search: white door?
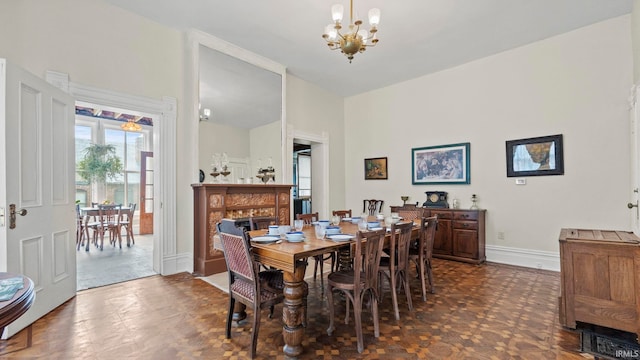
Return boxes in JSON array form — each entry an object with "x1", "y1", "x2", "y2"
[
  {"x1": 632, "y1": 84, "x2": 640, "y2": 235},
  {"x1": 0, "y1": 59, "x2": 76, "y2": 337}
]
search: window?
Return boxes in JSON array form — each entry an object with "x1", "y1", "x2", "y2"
[
  {"x1": 297, "y1": 154, "x2": 311, "y2": 197},
  {"x1": 75, "y1": 115, "x2": 152, "y2": 207}
]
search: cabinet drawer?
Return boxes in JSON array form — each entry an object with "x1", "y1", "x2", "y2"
[
  {"x1": 430, "y1": 210, "x2": 453, "y2": 219},
  {"x1": 454, "y1": 211, "x2": 478, "y2": 221},
  {"x1": 453, "y1": 220, "x2": 478, "y2": 230}
]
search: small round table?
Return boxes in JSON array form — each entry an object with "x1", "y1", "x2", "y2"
[{"x1": 0, "y1": 273, "x2": 35, "y2": 336}]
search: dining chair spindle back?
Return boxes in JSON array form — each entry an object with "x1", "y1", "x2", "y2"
[
  {"x1": 363, "y1": 199, "x2": 384, "y2": 216},
  {"x1": 378, "y1": 221, "x2": 414, "y2": 320},
  {"x1": 297, "y1": 212, "x2": 335, "y2": 288},
  {"x1": 409, "y1": 216, "x2": 438, "y2": 301},
  {"x1": 326, "y1": 228, "x2": 386, "y2": 353}
]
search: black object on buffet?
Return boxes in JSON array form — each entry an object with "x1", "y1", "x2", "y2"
[{"x1": 423, "y1": 191, "x2": 449, "y2": 208}]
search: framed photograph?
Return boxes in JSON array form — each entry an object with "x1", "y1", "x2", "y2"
[
  {"x1": 412, "y1": 143, "x2": 470, "y2": 185},
  {"x1": 364, "y1": 157, "x2": 388, "y2": 180},
  {"x1": 505, "y1": 134, "x2": 564, "y2": 177}
]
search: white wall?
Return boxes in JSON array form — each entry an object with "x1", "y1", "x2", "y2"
[
  {"x1": 286, "y1": 75, "x2": 345, "y2": 217},
  {"x1": 633, "y1": 1, "x2": 640, "y2": 83},
  {"x1": 345, "y1": 16, "x2": 633, "y2": 264}
]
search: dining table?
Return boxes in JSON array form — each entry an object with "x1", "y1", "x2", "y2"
[
  {"x1": 248, "y1": 218, "x2": 420, "y2": 359},
  {"x1": 0, "y1": 273, "x2": 35, "y2": 336},
  {"x1": 80, "y1": 206, "x2": 133, "y2": 250}
]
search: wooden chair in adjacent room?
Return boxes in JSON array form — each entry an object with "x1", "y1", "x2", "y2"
[
  {"x1": 76, "y1": 205, "x2": 87, "y2": 251},
  {"x1": 93, "y1": 204, "x2": 122, "y2": 250},
  {"x1": 378, "y1": 221, "x2": 414, "y2": 320},
  {"x1": 216, "y1": 221, "x2": 285, "y2": 359},
  {"x1": 119, "y1": 203, "x2": 137, "y2": 247},
  {"x1": 248, "y1": 216, "x2": 277, "y2": 231},
  {"x1": 409, "y1": 216, "x2": 438, "y2": 301},
  {"x1": 326, "y1": 228, "x2": 386, "y2": 353},
  {"x1": 297, "y1": 212, "x2": 335, "y2": 288},
  {"x1": 363, "y1": 199, "x2": 384, "y2": 216}
]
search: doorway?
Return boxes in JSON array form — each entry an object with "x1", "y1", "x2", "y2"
[
  {"x1": 293, "y1": 143, "x2": 311, "y2": 218},
  {"x1": 74, "y1": 103, "x2": 157, "y2": 290}
]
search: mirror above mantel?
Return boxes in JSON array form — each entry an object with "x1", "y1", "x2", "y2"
[{"x1": 191, "y1": 30, "x2": 286, "y2": 185}]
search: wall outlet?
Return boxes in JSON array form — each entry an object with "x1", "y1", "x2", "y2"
[
  {"x1": 515, "y1": 178, "x2": 526, "y2": 185},
  {"x1": 497, "y1": 232, "x2": 505, "y2": 240}
]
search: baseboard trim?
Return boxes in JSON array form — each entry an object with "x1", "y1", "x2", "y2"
[
  {"x1": 161, "y1": 252, "x2": 193, "y2": 275},
  {"x1": 486, "y1": 245, "x2": 560, "y2": 272}
]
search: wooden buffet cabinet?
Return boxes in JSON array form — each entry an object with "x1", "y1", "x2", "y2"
[
  {"x1": 191, "y1": 183, "x2": 293, "y2": 276},
  {"x1": 559, "y1": 228, "x2": 640, "y2": 340},
  {"x1": 423, "y1": 208, "x2": 486, "y2": 264}
]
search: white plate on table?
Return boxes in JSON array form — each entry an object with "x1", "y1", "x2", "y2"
[
  {"x1": 285, "y1": 237, "x2": 305, "y2": 243},
  {"x1": 251, "y1": 236, "x2": 281, "y2": 244},
  {"x1": 328, "y1": 234, "x2": 355, "y2": 242},
  {"x1": 341, "y1": 217, "x2": 352, "y2": 221}
]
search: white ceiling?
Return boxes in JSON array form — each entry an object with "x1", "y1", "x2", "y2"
[{"x1": 102, "y1": 0, "x2": 633, "y2": 127}]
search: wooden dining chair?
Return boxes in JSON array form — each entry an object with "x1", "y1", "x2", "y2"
[
  {"x1": 93, "y1": 204, "x2": 122, "y2": 250},
  {"x1": 378, "y1": 221, "x2": 414, "y2": 320},
  {"x1": 332, "y1": 209, "x2": 352, "y2": 219},
  {"x1": 76, "y1": 205, "x2": 87, "y2": 251},
  {"x1": 409, "y1": 216, "x2": 438, "y2": 301},
  {"x1": 119, "y1": 203, "x2": 137, "y2": 247},
  {"x1": 249, "y1": 216, "x2": 277, "y2": 231},
  {"x1": 395, "y1": 208, "x2": 424, "y2": 222},
  {"x1": 296, "y1": 212, "x2": 318, "y2": 225},
  {"x1": 297, "y1": 213, "x2": 336, "y2": 288},
  {"x1": 326, "y1": 228, "x2": 386, "y2": 353},
  {"x1": 216, "y1": 221, "x2": 285, "y2": 359},
  {"x1": 363, "y1": 199, "x2": 384, "y2": 216}
]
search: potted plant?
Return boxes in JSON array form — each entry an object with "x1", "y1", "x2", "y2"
[{"x1": 77, "y1": 144, "x2": 123, "y2": 203}]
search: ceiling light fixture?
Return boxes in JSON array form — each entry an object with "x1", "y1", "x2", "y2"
[
  {"x1": 322, "y1": 0, "x2": 380, "y2": 63},
  {"x1": 200, "y1": 108, "x2": 211, "y2": 121},
  {"x1": 121, "y1": 120, "x2": 141, "y2": 132}
]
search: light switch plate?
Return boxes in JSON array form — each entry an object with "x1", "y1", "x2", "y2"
[{"x1": 515, "y1": 178, "x2": 526, "y2": 185}]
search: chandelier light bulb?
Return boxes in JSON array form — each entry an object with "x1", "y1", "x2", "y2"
[
  {"x1": 325, "y1": 24, "x2": 337, "y2": 41},
  {"x1": 331, "y1": 4, "x2": 344, "y2": 23},
  {"x1": 358, "y1": 29, "x2": 368, "y2": 45},
  {"x1": 368, "y1": 8, "x2": 380, "y2": 26}
]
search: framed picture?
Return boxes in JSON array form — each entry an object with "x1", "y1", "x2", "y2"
[
  {"x1": 505, "y1": 134, "x2": 564, "y2": 177},
  {"x1": 411, "y1": 143, "x2": 470, "y2": 185},
  {"x1": 364, "y1": 157, "x2": 388, "y2": 180}
]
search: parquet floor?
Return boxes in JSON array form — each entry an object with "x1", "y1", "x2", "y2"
[{"x1": 0, "y1": 259, "x2": 588, "y2": 359}]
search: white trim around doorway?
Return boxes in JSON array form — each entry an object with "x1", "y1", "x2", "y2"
[{"x1": 45, "y1": 70, "x2": 178, "y2": 276}]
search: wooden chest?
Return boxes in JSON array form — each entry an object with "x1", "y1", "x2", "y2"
[{"x1": 559, "y1": 228, "x2": 640, "y2": 339}]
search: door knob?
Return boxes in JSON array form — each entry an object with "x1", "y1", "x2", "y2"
[
  {"x1": 629, "y1": 202, "x2": 638, "y2": 209},
  {"x1": 9, "y1": 204, "x2": 27, "y2": 229}
]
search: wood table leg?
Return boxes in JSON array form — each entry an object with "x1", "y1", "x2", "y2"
[
  {"x1": 282, "y1": 260, "x2": 307, "y2": 358},
  {"x1": 232, "y1": 303, "x2": 247, "y2": 323}
]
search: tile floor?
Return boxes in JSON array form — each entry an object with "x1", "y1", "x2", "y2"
[{"x1": 76, "y1": 233, "x2": 157, "y2": 290}]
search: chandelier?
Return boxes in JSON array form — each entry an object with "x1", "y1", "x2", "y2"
[
  {"x1": 322, "y1": 0, "x2": 380, "y2": 63},
  {"x1": 121, "y1": 120, "x2": 141, "y2": 132}
]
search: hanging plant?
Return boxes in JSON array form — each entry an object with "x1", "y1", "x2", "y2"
[{"x1": 77, "y1": 144, "x2": 123, "y2": 184}]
